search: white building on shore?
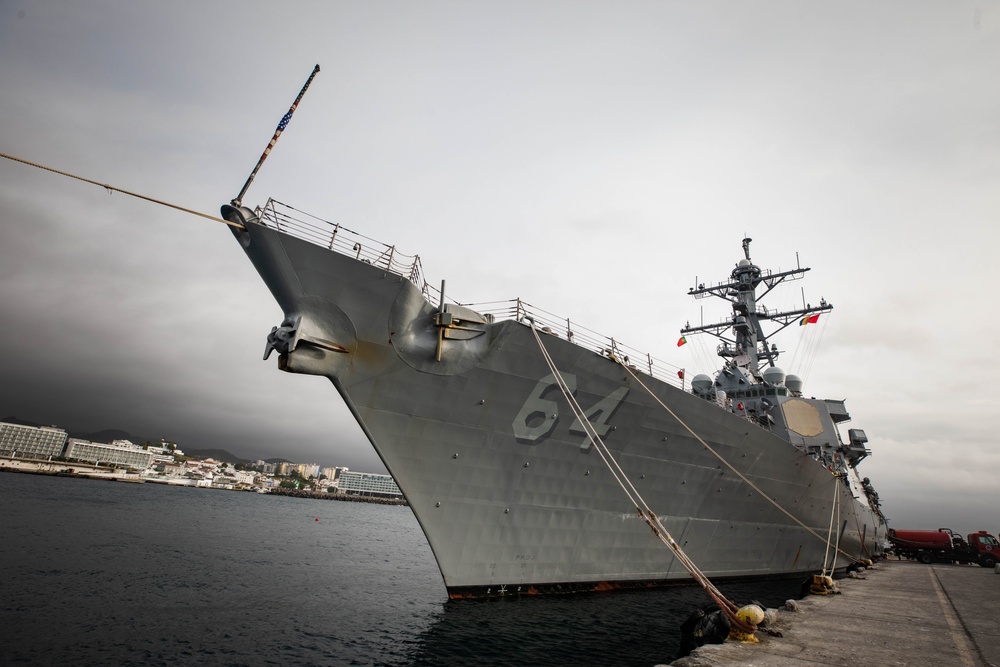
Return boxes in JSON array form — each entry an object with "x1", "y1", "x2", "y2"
[
  {"x1": 337, "y1": 470, "x2": 403, "y2": 499},
  {"x1": 0, "y1": 421, "x2": 68, "y2": 459},
  {"x1": 64, "y1": 438, "x2": 154, "y2": 470}
]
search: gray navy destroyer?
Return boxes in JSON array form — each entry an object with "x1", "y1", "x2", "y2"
[{"x1": 221, "y1": 197, "x2": 886, "y2": 598}]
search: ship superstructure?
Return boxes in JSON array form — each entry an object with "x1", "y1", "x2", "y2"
[
  {"x1": 681, "y1": 238, "x2": 874, "y2": 476},
  {"x1": 222, "y1": 199, "x2": 886, "y2": 598}
]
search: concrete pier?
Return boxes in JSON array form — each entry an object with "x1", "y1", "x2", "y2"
[{"x1": 669, "y1": 559, "x2": 1000, "y2": 666}]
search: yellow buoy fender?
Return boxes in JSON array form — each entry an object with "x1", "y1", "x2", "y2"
[{"x1": 735, "y1": 604, "x2": 765, "y2": 626}]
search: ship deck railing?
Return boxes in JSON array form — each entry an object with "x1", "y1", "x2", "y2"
[{"x1": 256, "y1": 198, "x2": 686, "y2": 390}]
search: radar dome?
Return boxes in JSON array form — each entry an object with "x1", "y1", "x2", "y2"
[
  {"x1": 738, "y1": 259, "x2": 751, "y2": 267},
  {"x1": 762, "y1": 366, "x2": 785, "y2": 386},
  {"x1": 691, "y1": 374, "x2": 713, "y2": 393},
  {"x1": 785, "y1": 374, "x2": 803, "y2": 393}
]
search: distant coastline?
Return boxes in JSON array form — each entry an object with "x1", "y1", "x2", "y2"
[
  {"x1": 0, "y1": 457, "x2": 407, "y2": 506},
  {"x1": 1, "y1": 419, "x2": 405, "y2": 501}
]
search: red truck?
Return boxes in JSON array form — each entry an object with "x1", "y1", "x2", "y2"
[{"x1": 888, "y1": 528, "x2": 1000, "y2": 567}]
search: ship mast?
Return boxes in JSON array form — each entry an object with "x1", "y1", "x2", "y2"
[{"x1": 681, "y1": 238, "x2": 832, "y2": 379}]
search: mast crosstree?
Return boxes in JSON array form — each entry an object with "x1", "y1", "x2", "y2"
[{"x1": 681, "y1": 237, "x2": 831, "y2": 378}]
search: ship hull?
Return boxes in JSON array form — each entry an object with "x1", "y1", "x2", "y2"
[{"x1": 224, "y1": 205, "x2": 885, "y2": 598}]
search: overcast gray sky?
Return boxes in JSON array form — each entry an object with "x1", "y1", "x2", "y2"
[{"x1": 2, "y1": 1, "x2": 998, "y2": 533}]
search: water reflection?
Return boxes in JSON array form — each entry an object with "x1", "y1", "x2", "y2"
[{"x1": 400, "y1": 579, "x2": 805, "y2": 667}]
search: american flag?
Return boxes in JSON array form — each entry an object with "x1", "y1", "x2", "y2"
[{"x1": 277, "y1": 110, "x2": 294, "y2": 131}]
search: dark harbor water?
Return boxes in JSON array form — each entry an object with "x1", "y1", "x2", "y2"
[{"x1": 0, "y1": 473, "x2": 803, "y2": 666}]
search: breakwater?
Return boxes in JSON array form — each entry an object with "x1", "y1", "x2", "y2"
[
  {"x1": 265, "y1": 487, "x2": 408, "y2": 505},
  {"x1": 1, "y1": 457, "x2": 143, "y2": 481}
]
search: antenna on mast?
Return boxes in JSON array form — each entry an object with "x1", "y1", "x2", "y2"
[{"x1": 232, "y1": 64, "x2": 321, "y2": 207}]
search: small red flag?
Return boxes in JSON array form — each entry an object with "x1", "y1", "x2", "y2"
[{"x1": 799, "y1": 314, "x2": 820, "y2": 326}]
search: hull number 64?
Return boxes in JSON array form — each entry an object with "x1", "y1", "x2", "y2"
[{"x1": 512, "y1": 373, "x2": 628, "y2": 451}]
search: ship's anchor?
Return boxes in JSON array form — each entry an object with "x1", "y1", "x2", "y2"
[{"x1": 263, "y1": 315, "x2": 349, "y2": 360}]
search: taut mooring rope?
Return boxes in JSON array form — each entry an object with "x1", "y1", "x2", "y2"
[
  {"x1": 0, "y1": 150, "x2": 244, "y2": 230},
  {"x1": 613, "y1": 357, "x2": 866, "y2": 566},
  {"x1": 526, "y1": 319, "x2": 756, "y2": 634}
]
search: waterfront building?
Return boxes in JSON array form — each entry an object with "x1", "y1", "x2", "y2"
[
  {"x1": 0, "y1": 422, "x2": 68, "y2": 459},
  {"x1": 234, "y1": 470, "x2": 256, "y2": 486},
  {"x1": 143, "y1": 443, "x2": 178, "y2": 466},
  {"x1": 159, "y1": 440, "x2": 182, "y2": 456},
  {"x1": 64, "y1": 438, "x2": 154, "y2": 470},
  {"x1": 337, "y1": 470, "x2": 403, "y2": 499},
  {"x1": 183, "y1": 458, "x2": 220, "y2": 479},
  {"x1": 154, "y1": 462, "x2": 186, "y2": 477},
  {"x1": 213, "y1": 475, "x2": 238, "y2": 488},
  {"x1": 295, "y1": 463, "x2": 321, "y2": 479}
]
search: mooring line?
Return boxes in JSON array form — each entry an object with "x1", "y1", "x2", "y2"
[
  {"x1": 526, "y1": 319, "x2": 757, "y2": 634},
  {"x1": 614, "y1": 358, "x2": 867, "y2": 566},
  {"x1": 0, "y1": 150, "x2": 244, "y2": 230},
  {"x1": 822, "y1": 476, "x2": 839, "y2": 575}
]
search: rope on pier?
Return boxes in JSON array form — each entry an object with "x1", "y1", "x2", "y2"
[{"x1": 0, "y1": 150, "x2": 244, "y2": 230}]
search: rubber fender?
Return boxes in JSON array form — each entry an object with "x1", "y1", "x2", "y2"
[{"x1": 736, "y1": 604, "x2": 765, "y2": 626}]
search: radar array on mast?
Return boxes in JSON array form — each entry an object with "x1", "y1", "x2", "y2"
[{"x1": 680, "y1": 238, "x2": 831, "y2": 377}]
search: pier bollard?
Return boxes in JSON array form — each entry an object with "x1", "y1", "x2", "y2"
[{"x1": 994, "y1": 563, "x2": 1000, "y2": 575}]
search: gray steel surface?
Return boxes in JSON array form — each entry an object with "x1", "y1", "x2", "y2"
[{"x1": 222, "y1": 203, "x2": 885, "y2": 598}]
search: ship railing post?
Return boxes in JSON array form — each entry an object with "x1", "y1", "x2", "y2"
[
  {"x1": 410, "y1": 256, "x2": 423, "y2": 291},
  {"x1": 647, "y1": 353, "x2": 654, "y2": 377},
  {"x1": 272, "y1": 200, "x2": 280, "y2": 231},
  {"x1": 386, "y1": 245, "x2": 395, "y2": 272},
  {"x1": 260, "y1": 197, "x2": 275, "y2": 225},
  {"x1": 417, "y1": 258, "x2": 428, "y2": 295},
  {"x1": 328, "y1": 223, "x2": 340, "y2": 251},
  {"x1": 566, "y1": 318, "x2": 574, "y2": 343}
]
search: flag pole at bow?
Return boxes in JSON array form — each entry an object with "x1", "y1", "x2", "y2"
[{"x1": 232, "y1": 64, "x2": 321, "y2": 207}]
